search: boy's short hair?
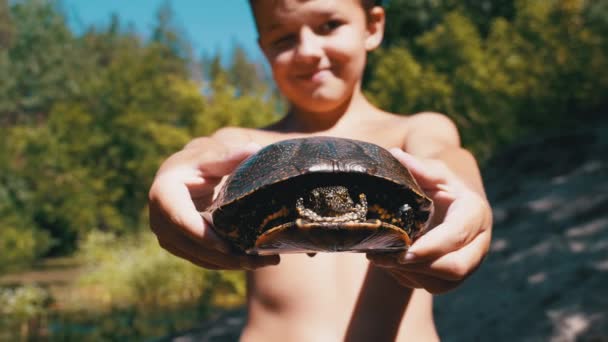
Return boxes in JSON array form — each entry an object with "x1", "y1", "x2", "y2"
[
  {"x1": 362, "y1": 0, "x2": 383, "y2": 10},
  {"x1": 249, "y1": 0, "x2": 383, "y2": 28},
  {"x1": 248, "y1": 0, "x2": 383, "y2": 11}
]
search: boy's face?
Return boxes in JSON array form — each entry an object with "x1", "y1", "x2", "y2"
[{"x1": 252, "y1": 0, "x2": 384, "y2": 113}]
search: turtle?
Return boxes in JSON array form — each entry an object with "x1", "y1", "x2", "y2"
[{"x1": 208, "y1": 136, "x2": 433, "y2": 255}]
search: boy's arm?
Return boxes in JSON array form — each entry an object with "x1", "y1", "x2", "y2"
[
  {"x1": 368, "y1": 112, "x2": 493, "y2": 294},
  {"x1": 404, "y1": 112, "x2": 486, "y2": 196}
]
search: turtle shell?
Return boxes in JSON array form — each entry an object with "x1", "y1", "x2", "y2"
[{"x1": 209, "y1": 136, "x2": 433, "y2": 255}]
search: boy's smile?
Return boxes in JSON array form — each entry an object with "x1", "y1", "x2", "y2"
[
  {"x1": 252, "y1": 0, "x2": 384, "y2": 114},
  {"x1": 295, "y1": 68, "x2": 332, "y2": 83}
]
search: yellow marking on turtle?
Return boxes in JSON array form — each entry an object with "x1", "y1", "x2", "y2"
[
  {"x1": 369, "y1": 204, "x2": 403, "y2": 226},
  {"x1": 227, "y1": 229, "x2": 240, "y2": 239},
  {"x1": 260, "y1": 206, "x2": 289, "y2": 230}
]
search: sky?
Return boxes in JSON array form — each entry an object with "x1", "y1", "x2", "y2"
[{"x1": 61, "y1": 0, "x2": 264, "y2": 61}]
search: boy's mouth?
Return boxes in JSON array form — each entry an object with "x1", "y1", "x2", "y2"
[{"x1": 296, "y1": 68, "x2": 332, "y2": 83}]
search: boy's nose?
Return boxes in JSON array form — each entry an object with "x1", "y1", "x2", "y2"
[{"x1": 294, "y1": 27, "x2": 323, "y2": 62}]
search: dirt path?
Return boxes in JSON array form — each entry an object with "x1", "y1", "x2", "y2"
[{"x1": 434, "y1": 127, "x2": 608, "y2": 341}]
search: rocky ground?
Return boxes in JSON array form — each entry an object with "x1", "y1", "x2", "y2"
[{"x1": 165, "y1": 125, "x2": 608, "y2": 342}]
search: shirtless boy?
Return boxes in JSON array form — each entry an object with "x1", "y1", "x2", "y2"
[{"x1": 148, "y1": 0, "x2": 493, "y2": 340}]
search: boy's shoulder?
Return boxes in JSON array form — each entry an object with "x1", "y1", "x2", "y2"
[
  {"x1": 397, "y1": 111, "x2": 462, "y2": 157},
  {"x1": 406, "y1": 112, "x2": 459, "y2": 134},
  {"x1": 212, "y1": 126, "x2": 254, "y2": 141},
  {"x1": 381, "y1": 111, "x2": 457, "y2": 136},
  {"x1": 211, "y1": 126, "x2": 284, "y2": 148},
  {"x1": 211, "y1": 126, "x2": 262, "y2": 145}
]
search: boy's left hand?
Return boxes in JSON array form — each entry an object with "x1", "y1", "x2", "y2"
[{"x1": 366, "y1": 148, "x2": 493, "y2": 294}]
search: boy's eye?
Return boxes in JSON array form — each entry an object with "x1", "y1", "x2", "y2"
[
  {"x1": 318, "y1": 20, "x2": 342, "y2": 34},
  {"x1": 272, "y1": 34, "x2": 297, "y2": 50}
]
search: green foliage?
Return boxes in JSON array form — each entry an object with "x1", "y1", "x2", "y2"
[
  {"x1": 196, "y1": 71, "x2": 279, "y2": 136},
  {"x1": 0, "y1": 0, "x2": 278, "y2": 262},
  {"x1": 0, "y1": 226, "x2": 52, "y2": 273},
  {"x1": 0, "y1": 285, "x2": 52, "y2": 341},
  {"x1": 227, "y1": 45, "x2": 266, "y2": 95},
  {"x1": 0, "y1": 285, "x2": 51, "y2": 320},
  {"x1": 366, "y1": 46, "x2": 453, "y2": 115},
  {"x1": 0, "y1": 0, "x2": 14, "y2": 49},
  {"x1": 0, "y1": 128, "x2": 55, "y2": 265},
  {"x1": 368, "y1": 0, "x2": 608, "y2": 159},
  {"x1": 0, "y1": 0, "x2": 81, "y2": 125},
  {"x1": 76, "y1": 231, "x2": 246, "y2": 309},
  {"x1": 383, "y1": 0, "x2": 515, "y2": 46},
  {"x1": 151, "y1": 0, "x2": 192, "y2": 63}
]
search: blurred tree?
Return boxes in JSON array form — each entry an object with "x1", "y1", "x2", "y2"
[
  {"x1": 0, "y1": 0, "x2": 80, "y2": 126},
  {"x1": 365, "y1": 46, "x2": 454, "y2": 116},
  {"x1": 368, "y1": 0, "x2": 608, "y2": 159},
  {"x1": 196, "y1": 49, "x2": 278, "y2": 136},
  {"x1": 150, "y1": 0, "x2": 193, "y2": 74},
  {"x1": 202, "y1": 51, "x2": 227, "y2": 85},
  {"x1": 227, "y1": 45, "x2": 266, "y2": 96},
  {"x1": 1, "y1": 0, "x2": 281, "y2": 259},
  {"x1": 0, "y1": 0, "x2": 14, "y2": 49},
  {"x1": 383, "y1": 0, "x2": 516, "y2": 47},
  {"x1": 0, "y1": 128, "x2": 54, "y2": 271}
]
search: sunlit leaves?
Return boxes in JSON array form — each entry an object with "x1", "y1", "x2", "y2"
[
  {"x1": 0, "y1": 0, "x2": 279, "y2": 265},
  {"x1": 367, "y1": 0, "x2": 608, "y2": 159},
  {"x1": 0, "y1": 0, "x2": 80, "y2": 124}
]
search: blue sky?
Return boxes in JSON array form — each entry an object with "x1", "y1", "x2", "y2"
[{"x1": 61, "y1": 0, "x2": 264, "y2": 61}]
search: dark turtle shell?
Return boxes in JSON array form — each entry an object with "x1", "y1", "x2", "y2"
[{"x1": 209, "y1": 137, "x2": 433, "y2": 255}]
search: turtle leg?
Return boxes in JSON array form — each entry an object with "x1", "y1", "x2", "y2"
[
  {"x1": 354, "y1": 193, "x2": 368, "y2": 221},
  {"x1": 296, "y1": 197, "x2": 323, "y2": 221},
  {"x1": 397, "y1": 203, "x2": 413, "y2": 235}
]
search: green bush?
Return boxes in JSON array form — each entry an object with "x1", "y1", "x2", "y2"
[
  {"x1": 0, "y1": 226, "x2": 53, "y2": 274},
  {"x1": 367, "y1": 0, "x2": 608, "y2": 160},
  {"x1": 76, "y1": 230, "x2": 246, "y2": 310},
  {"x1": 0, "y1": 285, "x2": 52, "y2": 340}
]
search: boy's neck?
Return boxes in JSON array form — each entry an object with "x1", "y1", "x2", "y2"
[{"x1": 283, "y1": 89, "x2": 377, "y2": 133}]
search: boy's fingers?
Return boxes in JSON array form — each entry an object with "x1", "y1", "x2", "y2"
[
  {"x1": 389, "y1": 148, "x2": 451, "y2": 190},
  {"x1": 150, "y1": 180, "x2": 214, "y2": 242},
  {"x1": 386, "y1": 271, "x2": 423, "y2": 289},
  {"x1": 396, "y1": 231, "x2": 491, "y2": 282},
  {"x1": 404, "y1": 194, "x2": 488, "y2": 261},
  {"x1": 158, "y1": 238, "x2": 229, "y2": 270},
  {"x1": 156, "y1": 225, "x2": 280, "y2": 270},
  {"x1": 199, "y1": 143, "x2": 262, "y2": 177},
  {"x1": 390, "y1": 268, "x2": 461, "y2": 294},
  {"x1": 370, "y1": 257, "x2": 459, "y2": 293},
  {"x1": 366, "y1": 252, "x2": 399, "y2": 266}
]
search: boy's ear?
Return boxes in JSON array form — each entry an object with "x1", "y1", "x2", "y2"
[{"x1": 365, "y1": 7, "x2": 385, "y2": 51}]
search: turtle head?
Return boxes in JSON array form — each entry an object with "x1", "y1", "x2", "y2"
[
  {"x1": 295, "y1": 185, "x2": 367, "y2": 222},
  {"x1": 308, "y1": 186, "x2": 355, "y2": 215}
]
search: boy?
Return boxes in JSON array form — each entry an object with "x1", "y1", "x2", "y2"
[{"x1": 148, "y1": 0, "x2": 493, "y2": 340}]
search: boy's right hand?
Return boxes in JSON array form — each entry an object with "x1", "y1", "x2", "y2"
[{"x1": 148, "y1": 138, "x2": 280, "y2": 270}]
